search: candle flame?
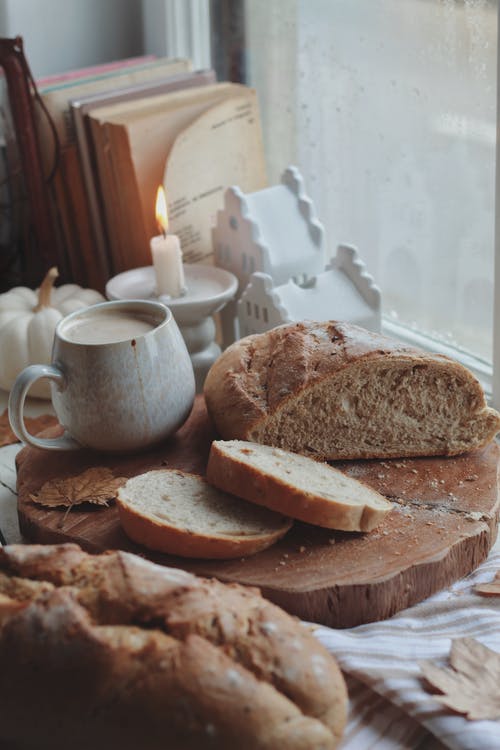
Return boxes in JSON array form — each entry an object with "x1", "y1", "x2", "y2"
[{"x1": 155, "y1": 185, "x2": 168, "y2": 235}]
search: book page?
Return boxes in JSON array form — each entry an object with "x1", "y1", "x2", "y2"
[
  {"x1": 164, "y1": 93, "x2": 268, "y2": 263},
  {"x1": 89, "y1": 82, "x2": 239, "y2": 126},
  {"x1": 72, "y1": 70, "x2": 216, "y2": 278},
  {"x1": 36, "y1": 55, "x2": 156, "y2": 88},
  {"x1": 122, "y1": 84, "x2": 253, "y2": 241},
  {"x1": 95, "y1": 85, "x2": 243, "y2": 271}
]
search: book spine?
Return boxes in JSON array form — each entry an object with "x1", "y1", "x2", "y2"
[
  {"x1": 106, "y1": 122, "x2": 151, "y2": 271},
  {"x1": 62, "y1": 144, "x2": 109, "y2": 290},
  {"x1": 90, "y1": 119, "x2": 124, "y2": 276}
]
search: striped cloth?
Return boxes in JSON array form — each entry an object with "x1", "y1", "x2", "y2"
[
  {"x1": 315, "y1": 552, "x2": 500, "y2": 750},
  {"x1": 340, "y1": 674, "x2": 445, "y2": 749}
]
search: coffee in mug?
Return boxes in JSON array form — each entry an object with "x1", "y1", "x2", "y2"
[
  {"x1": 8, "y1": 300, "x2": 195, "y2": 452},
  {"x1": 62, "y1": 309, "x2": 156, "y2": 345}
]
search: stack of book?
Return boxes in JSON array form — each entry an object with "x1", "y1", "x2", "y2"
[{"x1": 35, "y1": 55, "x2": 268, "y2": 292}]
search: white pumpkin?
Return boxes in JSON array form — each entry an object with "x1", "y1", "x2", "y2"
[{"x1": 0, "y1": 267, "x2": 104, "y2": 399}]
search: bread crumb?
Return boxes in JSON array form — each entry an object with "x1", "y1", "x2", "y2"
[
  {"x1": 465, "y1": 474, "x2": 479, "y2": 482},
  {"x1": 299, "y1": 546, "x2": 306, "y2": 553},
  {"x1": 328, "y1": 538, "x2": 336, "y2": 545},
  {"x1": 411, "y1": 469, "x2": 418, "y2": 474},
  {"x1": 377, "y1": 473, "x2": 385, "y2": 479}
]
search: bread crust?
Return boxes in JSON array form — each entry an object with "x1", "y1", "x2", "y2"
[
  {"x1": 204, "y1": 321, "x2": 500, "y2": 459},
  {"x1": 116, "y1": 495, "x2": 292, "y2": 558},
  {"x1": 0, "y1": 544, "x2": 347, "y2": 749}
]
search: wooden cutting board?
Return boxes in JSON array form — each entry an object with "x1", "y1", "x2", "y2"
[{"x1": 16, "y1": 396, "x2": 500, "y2": 628}]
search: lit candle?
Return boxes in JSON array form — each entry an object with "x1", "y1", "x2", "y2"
[{"x1": 150, "y1": 185, "x2": 185, "y2": 298}]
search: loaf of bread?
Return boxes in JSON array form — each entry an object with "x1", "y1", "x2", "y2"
[
  {"x1": 0, "y1": 543, "x2": 347, "y2": 749},
  {"x1": 204, "y1": 321, "x2": 500, "y2": 460},
  {"x1": 207, "y1": 440, "x2": 392, "y2": 531},
  {"x1": 116, "y1": 469, "x2": 293, "y2": 558}
]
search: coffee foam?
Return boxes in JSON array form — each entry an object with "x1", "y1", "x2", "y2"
[{"x1": 62, "y1": 309, "x2": 157, "y2": 345}]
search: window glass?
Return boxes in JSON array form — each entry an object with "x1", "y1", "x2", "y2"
[{"x1": 245, "y1": 0, "x2": 497, "y2": 361}]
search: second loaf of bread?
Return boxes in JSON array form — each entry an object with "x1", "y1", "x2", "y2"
[{"x1": 0, "y1": 543, "x2": 347, "y2": 749}]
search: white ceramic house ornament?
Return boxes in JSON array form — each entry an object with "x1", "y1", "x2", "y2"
[
  {"x1": 238, "y1": 244, "x2": 382, "y2": 338},
  {"x1": 213, "y1": 166, "x2": 326, "y2": 347}
]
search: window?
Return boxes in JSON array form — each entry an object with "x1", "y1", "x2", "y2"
[{"x1": 170, "y1": 0, "x2": 498, "y2": 398}]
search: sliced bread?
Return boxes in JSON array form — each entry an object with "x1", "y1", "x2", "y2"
[
  {"x1": 206, "y1": 440, "x2": 392, "y2": 532},
  {"x1": 116, "y1": 469, "x2": 293, "y2": 559}
]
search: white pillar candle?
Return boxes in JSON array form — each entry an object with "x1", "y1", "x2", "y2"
[
  {"x1": 151, "y1": 232, "x2": 185, "y2": 298},
  {"x1": 151, "y1": 185, "x2": 185, "y2": 298}
]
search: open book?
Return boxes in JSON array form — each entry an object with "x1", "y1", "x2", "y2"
[
  {"x1": 70, "y1": 68, "x2": 216, "y2": 285},
  {"x1": 87, "y1": 82, "x2": 267, "y2": 275}
]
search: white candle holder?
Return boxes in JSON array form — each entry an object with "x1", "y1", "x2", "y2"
[{"x1": 106, "y1": 264, "x2": 238, "y2": 393}]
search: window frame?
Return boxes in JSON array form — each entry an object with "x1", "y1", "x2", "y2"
[
  {"x1": 143, "y1": 0, "x2": 211, "y2": 70},
  {"x1": 493, "y1": 1, "x2": 500, "y2": 409}
]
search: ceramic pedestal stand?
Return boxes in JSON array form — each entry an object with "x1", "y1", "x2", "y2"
[{"x1": 106, "y1": 264, "x2": 238, "y2": 392}]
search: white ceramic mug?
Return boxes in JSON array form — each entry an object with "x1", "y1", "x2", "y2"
[{"x1": 8, "y1": 299, "x2": 195, "y2": 452}]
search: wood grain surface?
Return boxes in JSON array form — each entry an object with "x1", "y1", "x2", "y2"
[{"x1": 16, "y1": 396, "x2": 500, "y2": 627}]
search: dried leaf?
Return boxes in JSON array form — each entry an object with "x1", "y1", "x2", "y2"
[
  {"x1": 0, "y1": 409, "x2": 58, "y2": 447},
  {"x1": 420, "y1": 637, "x2": 500, "y2": 720},
  {"x1": 473, "y1": 570, "x2": 500, "y2": 597},
  {"x1": 31, "y1": 467, "x2": 126, "y2": 509}
]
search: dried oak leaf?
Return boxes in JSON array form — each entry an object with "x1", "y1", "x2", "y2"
[
  {"x1": 473, "y1": 570, "x2": 500, "y2": 597},
  {"x1": 31, "y1": 467, "x2": 126, "y2": 509},
  {"x1": 0, "y1": 409, "x2": 58, "y2": 447},
  {"x1": 420, "y1": 637, "x2": 500, "y2": 720}
]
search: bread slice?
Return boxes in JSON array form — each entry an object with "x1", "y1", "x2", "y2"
[
  {"x1": 204, "y1": 321, "x2": 500, "y2": 460},
  {"x1": 116, "y1": 469, "x2": 293, "y2": 559},
  {"x1": 206, "y1": 440, "x2": 392, "y2": 532}
]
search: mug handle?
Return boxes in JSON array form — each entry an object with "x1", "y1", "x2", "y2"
[{"x1": 8, "y1": 364, "x2": 80, "y2": 451}]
